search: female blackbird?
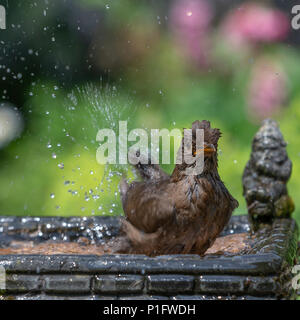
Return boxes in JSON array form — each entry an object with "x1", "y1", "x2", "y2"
[{"x1": 119, "y1": 120, "x2": 238, "y2": 256}]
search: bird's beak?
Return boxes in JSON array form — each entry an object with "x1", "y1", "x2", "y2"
[
  {"x1": 194, "y1": 143, "x2": 216, "y2": 155},
  {"x1": 204, "y1": 143, "x2": 216, "y2": 153}
]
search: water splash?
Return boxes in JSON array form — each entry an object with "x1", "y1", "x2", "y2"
[{"x1": 47, "y1": 83, "x2": 137, "y2": 216}]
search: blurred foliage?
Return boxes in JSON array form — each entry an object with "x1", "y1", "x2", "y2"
[{"x1": 0, "y1": 0, "x2": 300, "y2": 231}]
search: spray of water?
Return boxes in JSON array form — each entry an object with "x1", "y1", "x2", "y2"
[
  {"x1": 63, "y1": 84, "x2": 137, "y2": 214},
  {"x1": 40, "y1": 83, "x2": 138, "y2": 216}
]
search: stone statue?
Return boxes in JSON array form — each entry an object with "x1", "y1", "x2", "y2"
[{"x1": 242, "y1": 119, "x2": 294, "y2": 230}]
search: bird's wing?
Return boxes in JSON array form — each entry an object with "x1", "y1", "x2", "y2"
[
  {"x1": 135, "y1": 163, "x2": 170, "y2": 181},
  {"x1": 122, "y1": 180, "x2": 176, "y2": 234},
  {"x1": 128, "y1": 149, "x2": 170, "y2": 181}
]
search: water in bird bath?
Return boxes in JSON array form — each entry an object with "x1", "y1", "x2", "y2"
[
  {"x1": 0, "y1": 234, "x2": 250, "y2": 256},
  {"x1": 0, "y1": 215, "x2": 250, "y2": 256}
]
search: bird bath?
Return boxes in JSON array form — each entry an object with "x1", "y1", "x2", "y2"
[{"x1": 0, "y1": 214, "x2": 298, "y2": 300}]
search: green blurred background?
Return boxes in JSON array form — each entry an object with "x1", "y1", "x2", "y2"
[{"x1": 0, "y1": 0, "x2": 300, "y2": 226}]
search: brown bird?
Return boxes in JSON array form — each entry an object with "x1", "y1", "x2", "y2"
[{"x1": 119, "y1": 120, "x2": 238, "y2": 256}]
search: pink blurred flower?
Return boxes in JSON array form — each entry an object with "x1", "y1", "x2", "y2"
[
  {"x1": 169, "y1": 0, "x2": 213, "y2": 68},
  {"x1": 170, "y1": 0, "x2": 213, "y2": 33},
  {"x1": 247, "y1": 58, "x2": 288, "y2": 122},
  {"x1": 222, "y1": 3, "x2": 289, "y2": 46}
]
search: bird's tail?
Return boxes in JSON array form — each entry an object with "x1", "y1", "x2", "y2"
[{"x1": 129, "y1": 149, "x2": 169, "y2": 181}]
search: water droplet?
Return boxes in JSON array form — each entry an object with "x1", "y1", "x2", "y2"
[
  {"x1": 58, "y1": 163, "x2": 64, "y2": 169},
  {"x1": 50, "y1": 193, "x2": 55, "y2": 199}
]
